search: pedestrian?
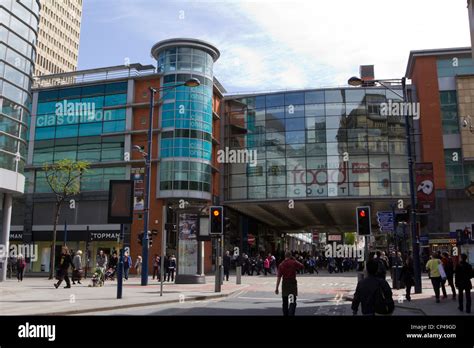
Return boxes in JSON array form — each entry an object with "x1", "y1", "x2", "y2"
[
  {"x1": 54, "y1": 246, "x2": 73, "y2": 289},
  {"x1": 264, "y1": 254, "x2": 271, "y2": 276},
  {"x1": 16, "y1": 254, "x2": 26, "y2": 282},
  {"x1": 426, "y1": 253, "x2": 444, "y2": 303},
  {"x1": 275, "y1": 251, "x2": 304, "y2": 316},
  {"x1": 123, "y1": 251, "x2": 132, "y2": 280},
  {"x1": 96, "y1": 249, "x2": 108, "y2": 282},
  {"x1": 152, "y1": 255, "x2": 160, "y2": 280},
  {"x1": 223, "y1": 251, "x2": 231, "y2": 281},
  {"x1": 352, "y1": 259, "x2": 394, "y2": 315},
  {"x1": 399, "y1": 254, "x2": 415, "y2": 301},
  {"x1": 106, "y1": 251, "x2": 118, "y2": 280},
  {"x1": 72, "y1": 250, "x2": 83, "y2": 285},
  {"x1": 455, "y1": 253, "x2": 473, "y2": 313},
  {"x1": 375, "y1": 251, "x2": 388, "y2": 279},
  {"x1": 255, "y1": 255, "x2": 263, "y2": 275},
  {"x1": 271, "y1": 254, "x2": 277, "y2": 274},
  {"x1": 135, "y1": 255, "x2": 142, "y2": 277},
  {"x1": 167, "y1": 254, "x2": 176, "y2": 282},
  {"x1": 441, "y1": 252, "x2": 456, "y2": 300}
]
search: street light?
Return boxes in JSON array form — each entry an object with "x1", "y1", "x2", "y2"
[
  {"x1": 135, "y1": 78, "x2": 200, "y2": 286},
  {"x1": 347, "y1": 76, "x2": 422, "y2": 294}
]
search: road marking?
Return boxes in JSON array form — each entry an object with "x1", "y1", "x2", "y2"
[{"x1": 238, "y1": 296, "x2": 312, "y2": 301}]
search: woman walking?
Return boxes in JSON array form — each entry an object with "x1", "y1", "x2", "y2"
[
  {"x1": 72, "y1": 250, "x2": 83, "y2": 285},
  {"x1": 16, "y1": 254, "x2": 26, "y2": 282},
  {"x1": 135, "y1": 255, "x2": 142, "y2": 277}
]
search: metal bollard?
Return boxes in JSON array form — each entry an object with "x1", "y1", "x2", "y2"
[{"x1": 236, "y1": 266, "x2": 241, "y2": 285}]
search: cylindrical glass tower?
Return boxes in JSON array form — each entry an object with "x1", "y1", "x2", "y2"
[
  {"x1": 0, "y1": 0, "x2": 40, "y2": 281},
  {"x1": 151, "y1": 38, "x2": 219, "y2": 200}
]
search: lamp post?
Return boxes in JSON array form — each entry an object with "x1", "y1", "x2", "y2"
[
  {"x1": 348, "y1": 76, "x2": 422, "y2": 293},
  {"x1": 133, "y1": 78, "x2": 200, "y2": 286}
]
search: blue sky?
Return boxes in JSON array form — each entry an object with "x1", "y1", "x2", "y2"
[{"x1": 78, "y1": 0, "x2": 470, "y2": 93}]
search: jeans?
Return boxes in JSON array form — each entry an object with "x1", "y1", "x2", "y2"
[
  {"x1": 430, "y1": 277, "x2": 442, "y2": 300},
  {"x1": 124, "y1": 267, "x2": 129, "y2": 280},
  {"x1": 458, "y1": 288, "x2": 471, "y2": 312},
  {"x1": 282, "y1": 295, "x2": 297, "y2": 316}
]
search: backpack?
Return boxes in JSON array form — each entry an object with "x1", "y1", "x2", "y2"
[{"x1": 374, "y1": 279, "x2": 394, "y2": 315}]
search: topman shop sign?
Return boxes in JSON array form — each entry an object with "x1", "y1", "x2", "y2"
[{"x1": 89, "y1": 232, "x2": 120, "y2": 241}]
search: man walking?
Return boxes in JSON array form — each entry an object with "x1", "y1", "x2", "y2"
[
  {"x1": 352, "y1": 259, "x2": 394, "y2": 315},
  {"x1": 223, "y1": 251, "x2": 231, "y2": 281},
  {"x1": 275, "y1": 251, "x2": 304, "y2": 316},
  {"x1": 455, "y1": 253, "x2": 473, "y2": 313}
]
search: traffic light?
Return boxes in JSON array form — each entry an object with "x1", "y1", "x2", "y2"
[
  {"x1": 224, "y1": 217, "x2": 231, "y2": 234},
  {"x1": 210, "y1": 206, "x2": 223, "y2": 235},
  {"x1": 356, "y1": 206, "x2": 371, "y2": 236},
  {"x1": 137, "y1": 231, "x2": 144, "y2": 245},
  {"x1": 148, "y1": 231, "x2": 153, "y2": 247}
]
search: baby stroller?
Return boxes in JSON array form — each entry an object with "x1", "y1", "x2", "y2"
[
  {"x1": 104, "y1": 267, "x2": 116, "y2": 281},
  {"x1": 88, "y1": 267, "x2": 105, "y2": 287}
]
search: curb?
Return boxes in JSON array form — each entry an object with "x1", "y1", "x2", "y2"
[{"x1": 33, "y1": 289, "x2": 244, "y2": 316}]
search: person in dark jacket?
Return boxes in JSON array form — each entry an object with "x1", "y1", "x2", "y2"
[
  {"x1": 455, "y1": 253, "x2": 473, "y2": 313},
  {"x1": 54, "y1": 246, "x2": 73, "y2": 289},
  {"x1": 123, "y1": 251, "x2": 132, "y2": 280},
  {"x1": 441, "y1": 252, "x2": 456, "y2": 300},
  {"x1": 375, "y1": 251, "x2": 389, "y2": 279},
  {"x1": 399, "y1": 254, "x2": 415, "y2": 301},
  {"x1": 352, "y1": 259, "x2": 394, "y2": 315},
  {"x1": 223, "y1": 251, "x2": 231, "y2": 281}
]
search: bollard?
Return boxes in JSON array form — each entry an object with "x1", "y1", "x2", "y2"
[{"x1": 236, "y1": 266, "x2": 241, "y2": 285}]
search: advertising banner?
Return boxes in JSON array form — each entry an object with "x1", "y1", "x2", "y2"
[
  {"x1": 178, "y1": 213, "x2": 198, "y2": 275},
  {"x1": 415, "y1": 163, "x2": 435, "y2": 210}
]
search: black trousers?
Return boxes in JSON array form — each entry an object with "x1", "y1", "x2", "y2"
[
  {"x1": 430, "y1": 277, "x2": 442, "y2": 299},
  {"x1": 458, "y1": 288, "x2": 471, "y2": 312},
  {"x1": 167, "y1": 268, "x2": 175, "y2": 282},
  {"x1": 224, "y1": 267, "x2": 229, "y2": 281},
  {"x1": 442, "y1": 277, "x2": 456, "y2": 297},
  {"x1": 282, "y1": 295, "x2": 297, "y2": 316},
  {"x1": 406, "y1": 283, "x2": 413, "y2": 299},
  {"x1": 57, "y1": 274, "x2": 71, "y2": 287},
  {"x1": 152, "y1": 266, "x2": 159, "y2": 279},
  {"x1": 17, "y1": 268, "x2": 24, "y2": 281}
]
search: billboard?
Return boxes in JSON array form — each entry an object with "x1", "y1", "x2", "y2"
[
  {"x1": 415, "y1": 163, "x2": 435, "y2": 210},
  {"x1": 178, "y1": 213, "x2": 198, "y2": 275},
  {"x1": 107, "y1": 180, "x2": 134, "y2": 224}
]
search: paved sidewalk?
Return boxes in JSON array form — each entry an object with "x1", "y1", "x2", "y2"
[{"x1": 0, "y1": 276, "x2": 248, "y2": 315}]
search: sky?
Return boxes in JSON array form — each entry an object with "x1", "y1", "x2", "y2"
[{"x1": 78, "y1": 0, "x2": 471, "y2": 93}]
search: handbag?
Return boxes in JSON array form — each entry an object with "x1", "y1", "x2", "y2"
[{"x1": 438, "y1": 263, "x2": 447, "y2": 280}]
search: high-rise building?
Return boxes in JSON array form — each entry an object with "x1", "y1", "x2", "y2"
[
  {"x1": 34, "y1": 0, "x2": 82, "y2": 76},
  {"x1": 0, "y1": 0, "x2": 41, "y2": 281}
]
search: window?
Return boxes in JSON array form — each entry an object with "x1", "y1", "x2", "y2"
[{"x1": 440, "y1": 91, "x2": 459, "y2": 135}]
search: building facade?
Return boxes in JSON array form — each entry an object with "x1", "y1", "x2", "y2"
[
  {"x1": 34, "y1": 0, "x2": 82, "y2": 76},
  {"x1": 13, "y1": 39, "x2": 224, "y2": 276},
  {"x1": 0, "y1": 0, "x2": 41, "y2": 280},
  {"x1": 406, "y1": 47, "x2": 474, "y2": 257},
  {"x1": 223, "y1": 85, "x2": 411, "y2": 255}
]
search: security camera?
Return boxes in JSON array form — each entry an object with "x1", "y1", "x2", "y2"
[
  {"x1": 133, "y1": 145, "x2": 143, "y2": 152},
  {"x1": 463, "y1": 119, "x2": 469, "y2": 128}
]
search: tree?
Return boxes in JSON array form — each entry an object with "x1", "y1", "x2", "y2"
[
  {"x1": 43, "y1": 159, "x2": 89, "y2": 279},
  {"x1": 344, "y1": 232, "x2": 356, "y2": 245}
]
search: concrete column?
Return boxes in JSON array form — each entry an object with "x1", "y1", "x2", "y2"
[{"x1": 0, "y1": 193, "x2": 13, "y2": 282}]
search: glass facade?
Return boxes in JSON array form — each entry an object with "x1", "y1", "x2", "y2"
[
  {"x1": 225, "y1": 88, "x2": 410, "y2": 200},
  {"x1": 153, "y1": 42, "x2": 218, "y2": 196},
  {"x1": 0, "y1": 0, "x2": 39, "y2": 176},
  {"x1": 32, "y1": 82, "x2": 128, "y2": 192}
]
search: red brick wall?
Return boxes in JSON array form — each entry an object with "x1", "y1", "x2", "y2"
[{"x1": 410, "y1": 56, "x2": 446, "y2": 190}]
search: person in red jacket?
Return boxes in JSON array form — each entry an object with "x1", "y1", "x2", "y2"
[{"x1": 275, "y1": 251, "x2": 304, "y2": 316}]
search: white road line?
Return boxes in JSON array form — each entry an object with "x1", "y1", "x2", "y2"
[{"x1": 238, "y1": 296, "x2": 312, "y2": 301}]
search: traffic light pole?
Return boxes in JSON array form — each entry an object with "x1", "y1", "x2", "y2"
[
  {"x1": 215, "y1": 237, "x2": 221, "y2": 292},
  {"x1": 402, "y1": 78, "x2": 422, "y2": 294}
]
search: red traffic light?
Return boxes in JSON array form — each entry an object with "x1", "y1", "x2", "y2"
[{"x1": 359, "y1": 210, "x2": 366, "y2": 218}]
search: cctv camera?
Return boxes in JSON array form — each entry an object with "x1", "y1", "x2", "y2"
[
  {"x1": 463, "y1": 119, "x2": 468, "y2": 128},
  {"x1": 133, "y1": 145, "x2": 143, "y2": 152}
]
